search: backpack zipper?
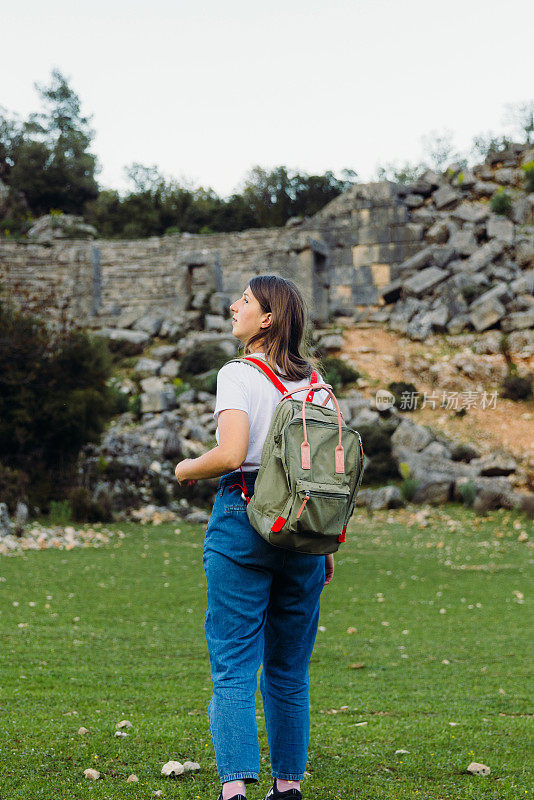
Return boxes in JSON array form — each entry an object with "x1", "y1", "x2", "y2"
[{"x1": 295, "y1": 490, "x2": 310, "y2": 519}]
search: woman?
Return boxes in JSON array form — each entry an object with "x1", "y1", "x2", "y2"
[{"x1": 175, "y1": 275, "x2": 334, "y2": 800}]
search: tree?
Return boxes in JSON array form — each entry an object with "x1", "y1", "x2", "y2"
[
  {"x1": 0, "y1": 106, "x2": 23, "y2": 183},
  {"x1": 0, "y1": 300, "x2": 116, "y2": 509},
  {"x1": 420, "y1": 128, "x2": 466, "y2": 171},
  {"x1": 240, "y1": 165, "x2": 357, "y2": 227},
  {"x1": 374, "y1": 160, "x2": 427, "y2": 185},
  {"x1": 7, "y1": 69, "x2": 99, "y2": 215},
  {"x1": 469, "y1": 131, "x2": 514, "y2": 162},
  {"x1": 374, "y1": 129, "x2": 468, "y2": 184},
  {"x1": 503, "y1": 100, "x2": 534, "y2": 144}
]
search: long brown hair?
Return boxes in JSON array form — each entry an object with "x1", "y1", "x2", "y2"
[{"x1": 244, "y1": 275, "x2": 319, "y2": 381}]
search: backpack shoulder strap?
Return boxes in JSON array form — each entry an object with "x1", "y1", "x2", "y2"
[
  {"x1": 224, "y1": 356, "x2": 318, "y2": 402},
  {"x1": 224, "y1": 356, "x2": 289, "y2": 396}
]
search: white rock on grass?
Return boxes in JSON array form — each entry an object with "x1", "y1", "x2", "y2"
[
  {"x1": 395, "y1": 749, "x2": 409, "y2": 755},
  {"x1": 115, "y1": 730, "x2": 128, "y2": 737},
  {"x1": 467, "y1": 761, "x2": 490, "y2": 775},
  {"x1": 116, "y1": 719, "x2": 133, "y2": 729},
  {"x1": 77, "y1": 726, "x2": 89, "y2": 735},
  {"x1": 127, "y1": 774, "x2": 139, "y2": 783},
  {"x1": 183, "y1": 760, "x2": 200, "y2": 772},
  {"x1": 83, "y1": 768, "x2": 100, "y2": 780},
  {"x1": 161, "y1": 760, "x2": 184, "y2": 776},
  {"x1": 154, "y1": 791, "x2": 163, "y2": 797}
]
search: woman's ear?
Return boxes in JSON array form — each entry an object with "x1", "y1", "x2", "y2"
[{"x1": 261, "y1": 312, "x2": 272, "y2": 329}]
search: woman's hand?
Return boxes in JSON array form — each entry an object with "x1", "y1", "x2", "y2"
[
  {"x1": 324, "y1": 553, "x2": 334, "y2": 585},
  {"x1": 175, "y1": 459, "x2": 197, "y2": 486}
]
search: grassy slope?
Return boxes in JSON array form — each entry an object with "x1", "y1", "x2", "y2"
[{"x1": 0, "y1": 505, "x2": 532, "y2": 799}]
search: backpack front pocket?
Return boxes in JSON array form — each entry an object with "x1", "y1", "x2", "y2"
[{"x1": 286, "y1": 479, "x2": 350, "y2": 536}]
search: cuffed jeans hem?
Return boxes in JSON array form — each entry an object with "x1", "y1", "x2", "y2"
[
  {"x1": 272, "y1": 772, "x2": 306, "y2": 781},
  {"x1": 220, "y1": 772, "x2": 258, "y2": 785}
]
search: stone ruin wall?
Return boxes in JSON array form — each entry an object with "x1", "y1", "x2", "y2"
[{"x1": 0, "y1": 181, "x2": 422, "y2": 328}]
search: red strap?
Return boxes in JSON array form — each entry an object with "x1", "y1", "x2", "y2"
[
  {"x1": 338, "y1": 524, "x2": 347, "y2": 543},
  {"x1": 241, "y1": 356, "x2": 288, "y2": 396},
  {"x1": 270, "y1": 515, "x2": 287, "y2": 533},
  {"x1": 228, "y1": 465, "x2": 251, "y2": 504},
  {"x1": 306, "y1": 370, "x2": 317, "y2": 402},
  {"x1": 242, "y1": 357, "x2": 317, "y2": 404}
]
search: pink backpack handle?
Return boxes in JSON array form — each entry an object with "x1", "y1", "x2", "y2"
[{"x1": 281, "y1": 382, "x2": 345, "y2": 473}]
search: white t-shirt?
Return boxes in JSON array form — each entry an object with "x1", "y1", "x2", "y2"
[{"x1": 214, "y1": 352, "x2": 335, "y2": 471}]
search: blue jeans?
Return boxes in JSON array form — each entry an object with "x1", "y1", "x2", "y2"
[{"x1": 203, "y1": 469, "x2": 325, "y2": 785}]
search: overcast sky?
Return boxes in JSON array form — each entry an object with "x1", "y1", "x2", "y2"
[{"x1": 3, "y1": 0, "x2": 533, "y2": 197}]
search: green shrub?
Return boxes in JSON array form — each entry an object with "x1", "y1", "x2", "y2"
[
  {"x1": 48, "y1": 500, "x2": 72, "y2": 525},
  {"x1": 107, "y1": 382, "x2": 130, "y2": 414},
  {"x1": 458, "y1": 480, "x2": 477, "y2": 507},
  {"x1": 356, "y1": 421, "x2": 398, "y2": 485},
  {"x1": 388, "y1": 381, "x2": 419, "y2": 411},
  {"x1": 69, "y1": 487, "x2": 113, "y2": 523},
  {"x1": 180, "y1": 343, "x2": 229, "y2": 376},
  {"x1": 501, "y1": 374, "x2": 533, "y2": 401},
  {"x1": 173, "y1": 378, "x2": 192, "y2": 396},
  {"x1": 521, "y1": 160, "x2": 534, "y2": 193},
  {"x1": 400, "y1": 477, "x2": 419, "y2": 501},
  {"x1": 490, "y1": 189, "x2": 512, "y2": 216},
  {"x1": 0, "y1": 301, "x2": 117, "y2": 509},
  {"x1": 190, "y1": 368, "x2": 218, "y2": 395},
  {"x1": 399, "y1": 461, "x2": 411, "y2": 480},
  {"x1": 128, "y1": 394, "x2": 142, "y2": 419},
  {"x1": 0, "y1": 464, "x2": 30, "y2": 514},
  {"x1": 321, "y1": 357, "x2": 359, "y2": 392},
  {"x1": 106, "y1": 337, "x2": 146, "y2": 359},
  {"x1": 149, "y1": 475, "x2": 169, "y2": 506}
]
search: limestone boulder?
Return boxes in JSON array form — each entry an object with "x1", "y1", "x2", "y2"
[
  {"x1": 463, "y1": 239, "x2": 507, "y2": 273},
  {"x1": 469, "y1": 298, "x2": 506, "y2": 332},
  {"x1": 92, "y1": 328, "x2": 150, "y2": 354},
  {"x1": 486, "y1": 215, "x2": 515, "y2": 244},
  {"x1": 28, "y1": 214, "x2": 97, "y2": 242},
  {"x1": 135, "y1": 358, "x2": 162, "y2": 377},
  {"x1": 391, "y1": 419, "x2": 433, "y2": 452},
  {"x1": 448, "y1": 229, "x2": 478, "y2": 257},
  {"x1": 432, "y1": 185, "x2": 460, "y2": 210},
  {"x1": 392, "y1": 445, "x2": 476, "y2": 481},
  {"x1": 403, "y1": 267, "x2": 449, "y2": 297},
  {"x1": 0, "y1": 503, "x2": 12, "y2": 537},
  {"x1": 501, "y1": 308, "x2": 534, "y2": 332},
  {"x1": 411, "y1": 474, "x2": 452, "y2": 505},
  {"x1": 450, "y1": 202, "x2": 490, "y2": 224},
  {"x1": 355, "y1": 486, "x2": 404, "y2": 510},
  {"x1": 133, "y1": 315, "x2": 164, "y2": 336},
  {"x1": 140, "y1": 378, "x2": 176, "y2": 413}
]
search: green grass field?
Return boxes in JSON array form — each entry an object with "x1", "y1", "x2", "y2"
[{"x1": 0, "y1": 505, "x2": 532, "y2": 799}]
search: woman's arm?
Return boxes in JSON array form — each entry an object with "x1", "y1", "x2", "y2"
[{"x1": 175, "y1": 409, "x2": 249, "y2": 482}]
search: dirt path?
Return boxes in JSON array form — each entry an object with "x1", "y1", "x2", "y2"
[{"x1": 341, "y1": 326, "x2": 534, "y2": 480}]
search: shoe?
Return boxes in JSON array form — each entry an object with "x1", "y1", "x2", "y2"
[
  {"x1": 265, "y1": 780, "x2": 303, "y2": 799},
  {"x1": 217, "y1": 793, "x2": 246, "y2": 800}
]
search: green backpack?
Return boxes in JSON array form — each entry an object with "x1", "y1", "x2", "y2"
[{"x1": 225, "y1": 356, "x2": 366, "y2": 555}]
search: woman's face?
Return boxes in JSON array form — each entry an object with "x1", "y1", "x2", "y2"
[{"x1": 230, "y1": 285, "x2": 271, "y2": 345}]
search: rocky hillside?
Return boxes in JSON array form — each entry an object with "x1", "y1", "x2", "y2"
[
  {"x1": 370, "y1": 143, "x2": 534, "y2": 339},
  {"x1": 64, "y1": 319, "x2": 534, "y2": 523}
]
